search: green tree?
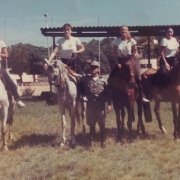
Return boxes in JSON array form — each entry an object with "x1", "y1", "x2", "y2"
[
  {"x1": 79, "y1": 39, "x2": 111, "y2": 74},
  {"x1": 8, "y1": 43, "x2": 48, "y2": 80}
]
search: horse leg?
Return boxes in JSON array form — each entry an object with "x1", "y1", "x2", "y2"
[
  {"x1": 58, "y1": 101, "x2": 66, "y2": 146},
  {"x1": 154, "y1": 100, "x2": 167, "y2": 133},
  {"x1": 1, "y1": 104, "x2": 9, "y2": 151},
  {"x1": 136, "y1": 98, "x2": 146, "y2": 135},
  {"x1": 81, "y1": 102, "x2": 86, "y2": 135},
  {"x1": 120, "y1": 106, "x2": 125, "y2": 136},
  {"x1": 126, "y1": 101, "x2": 134, "y2": 143},
  {"x1": 114, "y1": 106, "x2": 122, "y2": 141},
  {"x1": 8, "y1": 125, "x2": 13, "y2": 141},
  {"x1": 171, "y1": 102, "x2": 178, "y2": 140},
  {"x1": 76, "y1": 101, "x2": 86, "y2": 135},
  {"x1": 70, "y1": 102, "x2": 77, "y2": 148}
]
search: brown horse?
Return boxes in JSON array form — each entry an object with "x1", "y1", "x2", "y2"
[
  {"x1": 141, "y1": 62, "x2": 180, "y2": 140},
  {"x1": 108, "y1": 56, "x2": 151, "y2": 143}
]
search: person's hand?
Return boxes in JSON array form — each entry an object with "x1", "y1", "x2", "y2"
[
  {"x1": 63, "y1": 63, "x2": 68, "y2": 68},
  {"x1": 71, "y1": 52, "x2": 77, "y2": 59},
  {"x1": 117, "y1": 63, "x2": 122, "y2": 68},
  {"x1": 165, "y1": 62, "x2": 170, "y2": 71},
  {"x1": 43, "y1": 63, "x2": 48, "y2": 70},
  {"x1": 106, "y1": 105, "x2": 112, "y2": 113},
  {"x1": 72, "y1": 50, "x2": 78, "y2": 54}
]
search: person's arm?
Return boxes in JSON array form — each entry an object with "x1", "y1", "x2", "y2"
[
  {"x1": 132, "y1": 44, "x2": 138, "y2": 57},
  {"x1": 48, "y1": 46, "x2": 59, "y2": 62},
  {"x1": 64, "y1": 64, "x2": 81, "y2": 78},
  {"x1": 73, "y1": 43, "x2": 85, "y2": 54},
  {"x1": 113, "y1": 45, "x2": 118, "y2": 64},
  {"x1": 0, "y1": 47, "x2": 8, "y2": 58},
  {"x1": 160, "y1": 46, "x2": 170, "y2": 70}
]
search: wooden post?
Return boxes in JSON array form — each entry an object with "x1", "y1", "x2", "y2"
[{"x1": 147, "y1": 35, "x2": 152, "y2": 68}]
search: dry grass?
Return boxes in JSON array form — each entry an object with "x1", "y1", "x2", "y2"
[{"x1": 0, "y1": 99, "x2": 180, "y2": 180}]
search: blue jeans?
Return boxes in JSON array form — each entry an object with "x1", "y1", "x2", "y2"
[{"x1": 1, "y1": 68, "x2": 19, "y2": 100}]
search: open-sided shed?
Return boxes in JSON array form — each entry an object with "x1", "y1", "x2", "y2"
[{"x1": 41, "y1": 25, "x2": 180, "y2": 66}]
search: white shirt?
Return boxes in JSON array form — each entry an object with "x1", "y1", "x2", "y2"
[
  {"x1": 113, "y1": 37, "x2": 137, "y2": 57},
  {"x1": 160, "y1": 37, "x2": 179, "y2": 57},
  {"x1": 56, "y1": 37, "x2": 81, "y2": 59},
  {"x1": 0, "y1": 41, "x2": 6, "y2": 61}
]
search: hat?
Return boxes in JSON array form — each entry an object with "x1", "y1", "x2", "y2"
[{"x1": 90, "y1": 61, "x2": 100, "y2": 67}]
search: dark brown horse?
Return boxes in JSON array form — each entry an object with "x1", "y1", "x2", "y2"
[
  {"x1": 141, "y1": 61, "x2": 180, "y2": 140},
  {"x1": 108, "y1": 56, "x2": 151, "y2": 143}
]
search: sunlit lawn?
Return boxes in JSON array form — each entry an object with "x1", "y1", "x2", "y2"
[{"x1": 0, "y1": 98, "x2": 180, "y2": 180}]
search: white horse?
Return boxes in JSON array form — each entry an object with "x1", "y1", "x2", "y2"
[
  {"x1": 0, "y1": 71, "x2": 16, "y2": 151},
  {"x1": 46, "y1": 59, "x2": 86, "y2": 148}
]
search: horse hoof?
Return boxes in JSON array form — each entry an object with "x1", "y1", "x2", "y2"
[
  {"x1": 71, "y1": 144, "x2": 76, "y2": 149},
  {"x1": 174, "y1": 138, "x2": 179, "y2": 142},
  {"x1": 160, "y1": 126, "x2": 167, "y2": 134},
  {"x1": 8, "y1": 134, "x2": 14, "y2": 141},
  {"x1": 116, "y1": 139, "x2": 125, "y2": 145},
  {"x1": 60, "y1": 142, "x2": 65, "y2": 147},
  {"x1": 1, "y1": 146, "x2": 8, "y2": 152},
  {"x1": 128, "y1": 138, "x2": 134, "y2": 145}
]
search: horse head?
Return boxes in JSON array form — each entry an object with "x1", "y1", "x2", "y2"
[{"x1": 45, "y1": 59, "x2": 67, "y2": 88}]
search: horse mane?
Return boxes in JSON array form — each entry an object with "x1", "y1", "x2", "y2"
[{"x1": 51, "y1": 59, "x2": 69, "y2": 80}]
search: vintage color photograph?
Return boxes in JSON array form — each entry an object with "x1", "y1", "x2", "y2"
[{"x1": 0, "y1": 0, "x2": 180, "y2": 179}]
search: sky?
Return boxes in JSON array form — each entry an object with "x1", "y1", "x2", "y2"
[{"x1": 0, "y1": 0, "x2": 180, "y2": 47}]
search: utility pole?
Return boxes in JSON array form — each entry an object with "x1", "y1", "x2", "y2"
[
  {"x1": 4, "y1": 20, "x2": 8, "y2": 69},
  {"x1": 44, "y1": 13, "x2": 50, "y2": 58},
  {"x1": 98, "y1": 17, "x2": 101, "y2": 72}
]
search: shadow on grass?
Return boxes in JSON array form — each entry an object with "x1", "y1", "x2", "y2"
[
  {"x1": 9, "y1": 128, "x2": 158, "y2": 150},
  {"x1": 9, "y1": 133, "x2": 57, "y2": 150},
  {"x1": 107, "y1": 127, "x2": 157, "y2": 141},
  {"x1": 74, "y1": 127, "x2": 157, "y2": 149}
]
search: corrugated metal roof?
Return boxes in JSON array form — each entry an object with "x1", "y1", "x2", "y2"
[{"x1": 41, "y1": 25, "x2": 180, "y2": 37}]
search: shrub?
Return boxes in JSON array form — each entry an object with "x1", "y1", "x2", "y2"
[{"x1": 21, "y1": 87, "x2": 35, "y2": 98}]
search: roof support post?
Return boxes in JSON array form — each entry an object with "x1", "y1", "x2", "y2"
[
  {"x1": 53, "y1": 37, "x2": 56, "y2": 49},
  {"x1": 147, "y1": 35, "x2": 152, "y2": 68}
]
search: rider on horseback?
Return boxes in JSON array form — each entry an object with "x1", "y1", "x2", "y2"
[
  {"x1": 46, "y1": 23, "x2": 85, "y2": 101},
  {"x1": 108, "y1": 25, "x2": 149, "y2": 103},
  {"x1": 159, "y1": 28, "x2": 179, "y2": 87},
  {"x1": 0, "y1": 40, "x2": 25, "y2": 107}
]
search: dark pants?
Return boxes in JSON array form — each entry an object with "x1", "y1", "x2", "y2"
[
  {"x1": 159, "y1": 56, "x2": 177, "y2": 87},
  {"x1": 159, "y1": 56, "x2": 177, "y2": 74},
  {"x1": 1, "y1": 68, "x2": 19, "y2": 101},
  {"x1": 61, "y1": 58, "x2": 84, "y2": 75}
]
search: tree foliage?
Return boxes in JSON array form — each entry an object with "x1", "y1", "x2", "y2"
[
  {"x1": 78, "y1": 38, "x2": 113, "y2": 74},
  {"x1": 5, "y1": 36, "x2": 165, "y2": 78},
  {"x1": 7, "y1": 43, "x2": 48, "y2": 80}
]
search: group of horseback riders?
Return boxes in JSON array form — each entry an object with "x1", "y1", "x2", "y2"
[{"x1": 1, "y1": 23, "x2": 179, "y2": 147}]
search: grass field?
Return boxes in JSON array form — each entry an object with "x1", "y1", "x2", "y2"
[{"x1": 0, "y1": 98, "x2": 180, "y2": 180}]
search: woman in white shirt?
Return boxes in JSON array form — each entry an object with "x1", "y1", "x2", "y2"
[
  {"x1": 160, "y1": 27, "x2": 179, "y2": 74},
  {"x1": 48, "y1": 23, "x2": 85, "y2": 74},
  {"x1": 0, "y1": 40, "x2": 25, "y2": 107},
  {"x1": 109, "y1": 25, "x2": 149, "y2": 103}
]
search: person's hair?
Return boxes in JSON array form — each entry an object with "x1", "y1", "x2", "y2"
[
  {"x1": 63, "y1": 23, "x2": 72, "y2": 30},
  {"x1": 166, "y1": 27, "x2": 174, "y2": 34},
  {"x1": 120, "y1": 25, "x2": 132, "y2": 40}
]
